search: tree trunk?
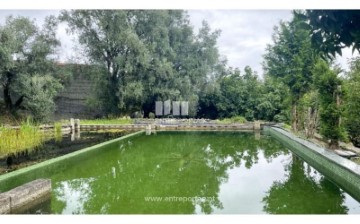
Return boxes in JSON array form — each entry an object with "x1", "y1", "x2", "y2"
[
  {"x1": 14, "y1": 95, "x2": 24, "y2": 110},
  {"x1": 329, "y1": 140, "x2": 339, "y2": 149},
  {"x1": 291, "y1": 103, "x2": 298, "y2": 132},
  {"x1": 3, "y1": 83, "x2": 13, "y2": 111},
  {"x1": 305, "y1": 106, "x2": 318, "y2": 138},
  {"x1": 337, "y1": 85, "x2": 341, "y2": 127}
]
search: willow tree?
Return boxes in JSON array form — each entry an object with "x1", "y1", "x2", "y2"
[
  {"x1": 60, "y1": 10, "x2": 149, "y2": 115},
  {"x1": 263, "y1": 12, "x2": 319, "y2": 131}
]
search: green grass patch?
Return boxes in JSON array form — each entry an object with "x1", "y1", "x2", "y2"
[
  {"x1": 216, "y1": 116, "x2": 247, "y2": 124},
  {"x1": 81, "y1": 118, "x2": 133, "y2": 125}
]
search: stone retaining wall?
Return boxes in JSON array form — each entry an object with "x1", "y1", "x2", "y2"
[
  {"x1": 264, "y1": 126, "x2": 360, "y2": 202},
  {"x1": 0, "y1": 179, "x2": 51, "y2": 214},
  {"x1": 54, "y1": 72, "x2": 101, "y2": 119},
  {"x1": 80, "y1": 122, "x2": 259, "y2": 131}
]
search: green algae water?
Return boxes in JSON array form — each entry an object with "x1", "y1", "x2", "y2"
[{"x1": 1, "y1": 131, "x2": 360, "y2": 214}]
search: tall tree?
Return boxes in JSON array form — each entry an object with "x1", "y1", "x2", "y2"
[
  {"x1": 263, "y1": 12, "x2": 319, "y2": 131},
  {"x1": 0, "y1": 16, "x2": 63, "y2": 121},
  {"x1": 344, "y1": 57, "x2": 360, "y2": 147},
  {"x1": 256, "y1": 76, "x2": 290, "y2": 122},
  {"x1": 60, "y1": 10, "x2": 149, "y2": 115},
  {"x1": 61, "y1": 10, "x2": 225, "y2": 117},
  {"x1": 313, "y1": 60, "x2": 345, "y2": 149}
]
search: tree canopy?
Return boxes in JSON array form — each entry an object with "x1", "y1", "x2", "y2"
[
  {"x1": 305, "y1": 10, "x2": 360, "y2": 58},
  {"x1": 263, "y1": 12, "x2": 319, "y2": 131},
  {"x1": 0, "y1": 15, "x2": 63, "y2": 121},
  {"x1": 60, "y1": 10, "x2": 225, "y2": 117}
]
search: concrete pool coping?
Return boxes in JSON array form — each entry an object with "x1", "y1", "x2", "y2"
[
  {"x1": 0, "y1": 130, "x2": 145, "y2": 185},
  {"x1": 264, "y1": 126, "x2": 360, "y2": 201}
]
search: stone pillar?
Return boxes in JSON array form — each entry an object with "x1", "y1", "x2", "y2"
[
  {"x1": 71, "y1": 131, "x2": 75, "y2": 142},
  {"x1": 70, "y1": 118, "x2": 75, "y2": 132},
  {"x1": 146, "y1": 124, "x2": 152, "y2": 135},
  {"x1": 181, "y1": 101, "x2": 189, "y2": 116},
  {"x1": 74, "y1": 119, "x2": 80, "y2": 132},
  {"x1": 164, "y1": 100, "x2": 171, "y2": 116},
  {"x1": 172, "y1": 101, "x2": 180, "y2": 116},
  {"x1": 254, "y1": 121, "x2": 261, "y2": 130},
  {"x1": 254, "y1": 131, "x2": 261, "y2": 140},
  {"x1": 75, "y1": 130, "x2": 81, "y2": 140},
  {"x1": 155, "y1": 101, "x2": 163, "y2": 117}
]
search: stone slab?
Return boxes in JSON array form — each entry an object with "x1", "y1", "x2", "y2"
[
  {"x1": 0, "y1": 194, "x2": 10, "y2": 214},
  {"x1": 180, "y1": 101, "x2": 188, "y2": 116},
  {"x1": 172, "y1": 101, "x2": 180, "y2": 116},
  {"x1": 334, "y1": 150, "x2": 358, "y2": 158},
  {"x1": 155, "y1": 101, "x2": 163, "y2": 116},
  {"x1": 2, "y1": 179, "x2": 51, "y2": 212},
  {"x1": 164, "y1": 100, "x2": 171, "y2": 115}
]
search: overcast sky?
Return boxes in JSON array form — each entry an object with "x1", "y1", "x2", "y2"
[{"x1": 0, "y1": 9, "x2": 358, "y2": 77}]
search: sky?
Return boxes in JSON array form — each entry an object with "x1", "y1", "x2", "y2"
[
  {"x1": 188, "y1": 10, "x2": 294, "y2": 74},
  {"x1": 0, "y1": 8, "x2": 358, "y2": 77}
]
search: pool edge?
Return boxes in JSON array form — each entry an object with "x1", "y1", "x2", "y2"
[
  {"x1": 0, "y1": 130, "x2": 145, "y2": 184},
  {"x1": 264, "y1": 126, "x2": 360, "y2": 202}
]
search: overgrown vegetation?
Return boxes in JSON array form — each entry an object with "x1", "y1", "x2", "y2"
[
  {"x1": 0, "y1": 15, "x2": 66, "y2": 122},
  {"x1": 0, "y1": 120, "x2": 44, "y2": 159},
  {"x1": 344, "y1": 57, "x2": 360, "y2": 147},
  {"x1": 216, "y1": 116, "x2": 247, "y2": 124},
  {"x1": 54, "y1": 122, "x2": 62, "y2": 143}
]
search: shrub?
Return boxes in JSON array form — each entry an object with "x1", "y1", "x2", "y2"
[
  {"x1": 149, "y1": 112, "x2": 155, "y2": 119},
  {"x1": 217, "y1": 116, "x2": 247, "y2": 124}
]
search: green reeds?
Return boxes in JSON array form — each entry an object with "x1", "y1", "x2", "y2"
[
  {"x1": 0, "y1": 120, "x2": 44, "y2": 159},
  {"x1": 54, "y1": 122, "x2": 63, "y2": 143}
]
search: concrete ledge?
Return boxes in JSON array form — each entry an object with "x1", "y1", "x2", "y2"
[
  {"x1": 0, "y1": 194, "x2": 10, "y2": 214},
  {"x1": 0, "y1": 179, "x2": 51, "y2": 214},
  {"x1": 265, "y1": 126, "x2": 360, "y2": 201}
]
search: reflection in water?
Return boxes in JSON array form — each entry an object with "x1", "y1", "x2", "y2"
[
  {"x1": 14, "y1": 132, "x2": 360, "y2": 214},
  {"x1": 262, "y1": 156, "x2": 349, "y2": 214},
  {"x1": 52, "y1": 178, "x2": 95, "y2": 214}
]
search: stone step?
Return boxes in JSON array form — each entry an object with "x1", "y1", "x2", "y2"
[{"x1": 334, "y1": 150, "x2": 358, "y2": 158}]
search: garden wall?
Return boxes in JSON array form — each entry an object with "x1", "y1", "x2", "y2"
[
  {"x1": 0, "y1": 72, "x2": 100, "y2": 119},
  {"x1": 53, "y1": 72, "x2": 101, "y2": 119}
]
